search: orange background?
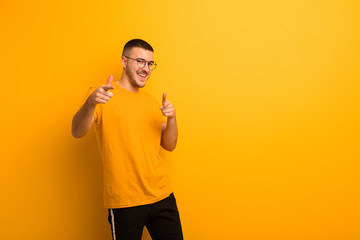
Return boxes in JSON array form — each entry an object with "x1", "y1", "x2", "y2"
[{"x1": 1, "y1": 0, "x2": 360, "y2": 239}]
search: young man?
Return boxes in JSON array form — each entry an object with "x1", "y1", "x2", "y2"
[{"x1": 72, "y1": 39, "x2": 183, "y2": 240}]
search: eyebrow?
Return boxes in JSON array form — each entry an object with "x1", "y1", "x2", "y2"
[{"x1": 136, "y1": 58, "x2": 154, "y2": 63}]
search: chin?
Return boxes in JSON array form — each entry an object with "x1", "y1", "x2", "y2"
[
  {"x1": 135, "y1": 82, "x2": 146, "y2": 88},
  {"x1": 136, "y1": 80, "x2": 147, "y2": 88}
]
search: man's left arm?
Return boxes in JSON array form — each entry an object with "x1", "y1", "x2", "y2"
[{"x1": 160, "y1": 92, "x2": 178, "y2": 151}]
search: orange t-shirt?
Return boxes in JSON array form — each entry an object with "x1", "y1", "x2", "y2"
[{"x1": 82, "y1": 83, "x2": 172, "y2": 208}]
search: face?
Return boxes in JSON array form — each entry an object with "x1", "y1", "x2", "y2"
[{"x1": 123, "y1": 47, "x2": 154, "y2": 89}]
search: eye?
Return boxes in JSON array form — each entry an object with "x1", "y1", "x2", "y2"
[
  {"x1": 148, "y1": 62, "x2": 154, "y2": 67},
  {"x1": 136, "y1": 59, "x2": 146, "y2": 64}
]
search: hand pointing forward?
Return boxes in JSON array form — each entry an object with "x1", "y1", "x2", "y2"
[
  {"x1": 160, "y1": 92, "x2": 176, "y2": 118},
  {"x1": 89, "y1": 75, "x2": 115, "y2": 105}
]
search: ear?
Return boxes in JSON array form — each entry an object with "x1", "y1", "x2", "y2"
[{"x1": 121, "y1": 56, "x2": 127, "y2": 68}]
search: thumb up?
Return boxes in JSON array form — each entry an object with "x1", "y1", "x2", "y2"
[
  {"x1": 160, "y1": 92, "x2": 176, "y2": 118},
  {"x1": 105, "y1": 74, "x2": 113, "y2": 87}
]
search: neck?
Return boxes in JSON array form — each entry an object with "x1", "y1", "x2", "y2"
[{"x1": 115, "y1": 73, "x2": 139, "y2": 92}]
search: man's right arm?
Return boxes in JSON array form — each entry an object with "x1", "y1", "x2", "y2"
[
  {"x1": 71, "y1": 75, "x2": 114, "y2": 138},
  {"x1": 71, "y1": 98, "x2": 97, "y2": 138}
]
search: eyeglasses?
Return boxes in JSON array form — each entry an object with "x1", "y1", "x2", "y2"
[{"x1": 124, "y1": 56, "x2": 157, "y2": 70}]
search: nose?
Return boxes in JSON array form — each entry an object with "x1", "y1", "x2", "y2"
[
  {"x1": 140, "y1": 63, "x2": 151, "y2": 73},
  {"x1": 141, "y1": 66, "x2": 149, "y2": 74}
]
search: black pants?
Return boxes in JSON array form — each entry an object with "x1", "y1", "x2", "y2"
[{"x1": 108, "y1": 193, "x2": 183, "y2": 240}]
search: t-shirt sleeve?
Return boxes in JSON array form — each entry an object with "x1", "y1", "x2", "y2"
[{"x1": 79, "y1": 86, "x2": 101, "y2": 123}]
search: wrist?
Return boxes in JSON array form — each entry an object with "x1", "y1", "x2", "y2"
[
  {"x1": 167, "y1": 115, "x2": 176, "y2": 121},
  {"x1": 86, "y1": 97, "x2": 97, "y2": 108}
]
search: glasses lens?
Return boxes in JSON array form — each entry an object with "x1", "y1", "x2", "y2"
[
  {"x1": 137, "y1": 59, "x2": 146, "y2": 68},
  {"x1": 150, "y1": 62, "x2": 157, "y2": 70},
  {"x1": 148, "y1": 62, "x2": 154, "y2": 70}
]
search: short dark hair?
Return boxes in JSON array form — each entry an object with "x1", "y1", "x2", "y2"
[{"x1": 122, "y1": 39, "x2": 154, "y2": 56}]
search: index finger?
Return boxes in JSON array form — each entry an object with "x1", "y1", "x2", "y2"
[{"x1": 103, "y1": 85, "x2": 115, "y2": 91}]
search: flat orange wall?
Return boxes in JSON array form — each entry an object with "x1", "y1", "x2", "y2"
[{"x1": 1, "y1": 0, "x2": 359, "y2": 239}]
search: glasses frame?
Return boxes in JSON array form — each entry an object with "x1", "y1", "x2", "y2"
[{"x1": 124, "y1": 56, "x2": 157, "y2": 70}]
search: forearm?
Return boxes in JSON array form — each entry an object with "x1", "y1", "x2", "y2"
[
  {"x1": 72, "y1": 98, "x2": 96, "y2": 138},
  {"x1": 161, "y1": 116, "x2": 178, "y2": 151}
]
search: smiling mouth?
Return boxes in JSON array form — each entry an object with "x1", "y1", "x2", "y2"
[{"x1": 137, "y1": 71, "x2": 148, "y2": 79}]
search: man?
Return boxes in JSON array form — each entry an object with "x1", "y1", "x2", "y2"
[{"x1": 72, "y1": 39, "x2": 183, "y2": 240}]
